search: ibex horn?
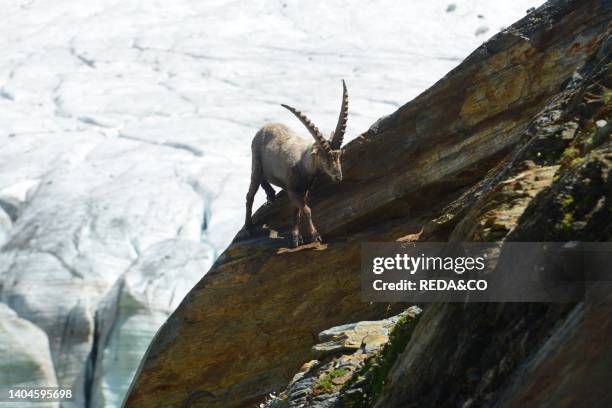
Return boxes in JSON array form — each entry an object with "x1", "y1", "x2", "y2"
[
  {"x1": 281, "y1": 104, "x2": 331, "y2": 153},
  {"x1": 331, "y1": 80, "x2": 348, "y2": 149}
]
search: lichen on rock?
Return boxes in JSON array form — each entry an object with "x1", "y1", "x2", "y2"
[{"x1": 261, "y1": 307, "x2": 422, "y2": 408}]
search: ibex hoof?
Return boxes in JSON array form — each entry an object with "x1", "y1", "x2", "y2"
[
  {"x1": 291, "y1": 234, "x2": 303, "y2": 248},
  {"x1": 310, "y1": 233, "x2": 322, "y2": 243}
]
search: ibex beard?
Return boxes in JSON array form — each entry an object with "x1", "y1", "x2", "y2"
[{"x1": 244, "y1": 80, "x2": 349, "y2": 248}]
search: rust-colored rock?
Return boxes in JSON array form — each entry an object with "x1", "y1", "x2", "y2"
[
  {"x1": 372, "y1": 7, "x2": 612, "y2": 406},
  {"x1": 125, "y1": 1, "x2": 611, "y2": 407}
]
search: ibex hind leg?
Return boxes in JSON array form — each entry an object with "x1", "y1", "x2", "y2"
[
  {"x1": 245, "y1": 155, "x2": 263, "y2": 234},
  {"x1": 261, "y1": 180, "x2": 276, "y2": 203}
]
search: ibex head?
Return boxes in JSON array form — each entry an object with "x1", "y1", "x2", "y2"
[{"x1": 281, "y1": 80, "x2": 349, "y2": 183}]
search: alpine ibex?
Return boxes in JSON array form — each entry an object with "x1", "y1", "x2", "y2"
[{"x1": 245, "y1": 80, "x2": 349, "y2": 247}]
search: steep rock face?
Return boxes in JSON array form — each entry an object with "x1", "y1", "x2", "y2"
[
  {"x1": 126, "y1": 1, "x2": 611, "y2": 407},
  {"x1": 372, "y1": 13, "x2": 612, "y2": 408}
]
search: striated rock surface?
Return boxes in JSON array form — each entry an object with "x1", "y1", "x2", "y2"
[
  {"x1": 126, "y1": 1, "x2": 611, "y2": 407},
  {"x1": 372, "y1": 9, "x2": 612, "y2": 408},
  {"x1": 311, "y1": 314, "x2": 405, "y2": 359}
]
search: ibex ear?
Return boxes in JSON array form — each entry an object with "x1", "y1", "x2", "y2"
[{"x1": 311, "y1": 145, "x2": 319, "y2": 156}]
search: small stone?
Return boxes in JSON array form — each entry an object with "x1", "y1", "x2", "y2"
[
  {"x1": 300, "y1": 360, "x2": 318, "y2": 372},
  {"x1": 331, "y1": 374, "x2": 351, "y2": 385},
  {"x1": 313, "y1": 315, "x2": 411, "y2": 358},
  {"x1": 362, "y1": 334, "x2": 389, "y2": 354},
  {"x1": 406, "y1": 306, "x2": 423, "y2": 317}
]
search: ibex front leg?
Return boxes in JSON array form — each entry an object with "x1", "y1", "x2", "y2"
[
  {"x1": 288, "y1": 190, "x2": 321, "y2": 246},
  {"x1": 291, "y1": 207, "x2": 303, "y2": 247}
]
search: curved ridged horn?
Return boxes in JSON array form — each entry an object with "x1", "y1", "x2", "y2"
[
  {"x1": 330, "y1": 80, "x2": 348, "y2": 149},
  {"x1": 281, "y1": 104, "x2": 331, "y2": 152}
]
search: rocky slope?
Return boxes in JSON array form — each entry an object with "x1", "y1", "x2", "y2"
[
  {"x1": 126, "y1": 0, "x2": 611, "y2": 407},
  {"x1": 261, "y1": 307, "x2": 423, "y2": 408},
  {"x1": 278, "y1": 36, "x2": 612, "y2": 402},
  {"x1": 0, "y1": 2, "x2": 542, "y2": 407}
]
